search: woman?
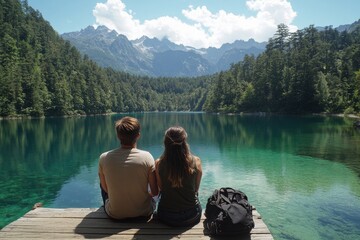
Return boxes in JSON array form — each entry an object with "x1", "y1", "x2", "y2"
[{"x1": 155, "y1": 126, "x2": 202, "y2": 227}]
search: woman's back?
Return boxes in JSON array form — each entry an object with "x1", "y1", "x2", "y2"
[
  {"x1": 155, "y1": 126, "x2": 202, "y2": 227},
  {"x1": 158, "y1": 156, "x2": 199, "y2": 211}
]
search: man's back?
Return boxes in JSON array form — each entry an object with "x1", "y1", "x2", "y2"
[{"x1": 99, "y1": 147, "x2": 155, "y2": 219}]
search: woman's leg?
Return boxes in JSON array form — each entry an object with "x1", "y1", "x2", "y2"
[{"x1": 158, "y1": 203, "x2": 202, "y2": 227}]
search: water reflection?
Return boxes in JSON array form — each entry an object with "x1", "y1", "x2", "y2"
[
  {"x1": 1, "y1": 113, "x2": 360, "y2": 240},
  {"x1": 198, "y1": 114, "x2": 360, "y2": 175},
  {"x1": 0, "y1": 116, "x2": 117, "y2": 228}
]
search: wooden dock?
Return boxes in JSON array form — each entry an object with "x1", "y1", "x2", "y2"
[{"x1": 0, "y1": 207, "x2": 273, "y2": 239}]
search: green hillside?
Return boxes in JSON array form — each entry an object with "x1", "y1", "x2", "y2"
[
  {"x1": 0, "y1": 0, "x2": 208, "y2": 117},
  {"x1": 204, "y1": 24, "x2": 360, "y2": 114}
]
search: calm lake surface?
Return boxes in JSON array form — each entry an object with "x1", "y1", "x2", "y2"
[{"x1": 1, "y1": 112, "x2": 360, "y2": 239}]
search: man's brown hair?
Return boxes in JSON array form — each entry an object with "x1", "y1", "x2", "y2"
[{"x1": 115, "y1": 117, "x2": 140, "y2": 146}]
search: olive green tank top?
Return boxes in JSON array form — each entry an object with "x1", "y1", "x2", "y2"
[{"x1": 158, "y1": 156, "x2": 198, "y2": 211}]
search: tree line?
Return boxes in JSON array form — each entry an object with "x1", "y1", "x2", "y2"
[
  {"x1": 1, "y1": 0, "x2": 360, "y2": 118},
  {"x1": 204, "y1": 23, "x2": 360, "y2": 114}
]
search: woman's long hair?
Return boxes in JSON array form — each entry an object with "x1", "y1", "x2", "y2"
[{"x1": 159, "y1": 126, "x2": 195, "y2": 188}]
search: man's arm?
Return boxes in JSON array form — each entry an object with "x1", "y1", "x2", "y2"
[
  {"x1": 155, "y1": 159, "x2": 162, "y2": 191},
  {"x1": 99, "y1": 165, "x2": 108, "y2": 193},
  {"x1": 148, "y1": 167, "x2": 159, "y2": 196}
]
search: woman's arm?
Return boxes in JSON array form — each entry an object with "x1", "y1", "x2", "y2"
[{"x1": 195, "y1": 156, "x2": 202, "y2": 192}]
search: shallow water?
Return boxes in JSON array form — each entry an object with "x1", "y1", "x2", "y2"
[{"x1": 1, "y1": 113, "x2": 360, "y2": 239}]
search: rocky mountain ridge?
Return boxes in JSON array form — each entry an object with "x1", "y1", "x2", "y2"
[
  {"x1": 62, "y1": 20, "x2": 360, "y2": 77},
  {"x1": 62, "y1": 25, "x2": 267, "y2": 77}
]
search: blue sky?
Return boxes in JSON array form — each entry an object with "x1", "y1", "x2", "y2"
[{"x1": 27, "y1": 0, "x2": 360, "y2": 48}]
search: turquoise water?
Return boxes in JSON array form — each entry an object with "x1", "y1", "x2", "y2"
[{"x1": 1, "y1": 113, "x2": 360, "y2": 239}]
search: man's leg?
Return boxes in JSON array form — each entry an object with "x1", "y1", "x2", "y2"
[{"x1": 100, "y1": 184, "x2": 108, "y2": 206}]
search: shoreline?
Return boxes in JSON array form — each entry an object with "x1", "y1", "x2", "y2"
[
  {"x1": 1, "y1": 111, "x2": 359, "y2": 120},
  {"x1": 311, "y1": 113, "x2": 360, "y2": 119},
  {"x1": 225, "y1": 112, "x2": 360, "y2": 119}
]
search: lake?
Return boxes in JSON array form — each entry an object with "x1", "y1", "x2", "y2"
[{"x1": 1, "y1": 112, "x2": 360, "y2": 239}]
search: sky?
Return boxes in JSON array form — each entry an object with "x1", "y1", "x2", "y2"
[{"x1": 27, "y1": 0, "x2": 360, "y2": 49}]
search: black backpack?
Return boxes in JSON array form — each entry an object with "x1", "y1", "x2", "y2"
[{"x1": 204, "y1": 187, "x2": 255, "y2": 235}]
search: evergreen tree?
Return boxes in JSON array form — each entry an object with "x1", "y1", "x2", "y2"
[{"x1": 0, "y1": 34, "x2": 19, "y2": 116}]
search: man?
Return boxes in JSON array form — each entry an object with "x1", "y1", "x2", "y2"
[{"x1": 98, "y1": 116, "x2": 158, "y2": 219}]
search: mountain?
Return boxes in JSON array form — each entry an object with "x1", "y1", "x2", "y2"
[
  {"x1": 62, "y1": 26, "x2": 267, "y2": 77},
  {"x1": 315, "y1": 19, "x2": 360, "y2": 33},
  {"x1": 61, "y1": 26, "x2": 153, "y2": 75},
  {"x1": 201, "y1": 39, "x2": 267, "y2": 65},
  {"x1": 153, "y1": 50, "x2": 213, "y2": 77},
  {"x1": 132, "y1": 35, "x2": 188, "y2": 53}
]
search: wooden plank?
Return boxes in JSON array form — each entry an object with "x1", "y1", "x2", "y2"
[
  {"x1": 0, "y1": 208, "x2": 273, "y2": 240},
  {"x1": 2, "y1": 219, "x2": 269, "y2": 235},
  {"x1": 2, "y1": 224, "x2": 271, "y2": 235},
  {"x1": 2, "y1": 209, "x2": 270, "y2": 231},
  {"x1": 24, "y1": 208, "x2": 106, "y2": 219},
  {"x1": 0, "y1": 231, "x2": 276, "y2": 240},
  {"x1": 24, "y1": 207, "x2": 263, "y2": 219},
  {"x1": 10, "y1": 208, "x2": 268, "y2": 230}
]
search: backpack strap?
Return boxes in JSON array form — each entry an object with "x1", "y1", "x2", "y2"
[{"x1": 217, "y1": 188, "x2": 232, "y2": 205}]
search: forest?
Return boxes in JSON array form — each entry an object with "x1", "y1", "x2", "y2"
[
  {"x1": 1, "y1": 0, "x2": 360, "y2": 117},
  {"x1": 205, "y1": 24, "x2": 360, "y2": 114},
  {"x1": 0, "y1": 0, "x2": 210, "y2": 117}
]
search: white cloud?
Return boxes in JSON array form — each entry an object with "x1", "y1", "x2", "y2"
[
  {"x1": 93, "y1": 0, "x2": 298, "y2": 48},
  {"x1": 93, "y1": 0, "x2": 141, "y2": 39}
]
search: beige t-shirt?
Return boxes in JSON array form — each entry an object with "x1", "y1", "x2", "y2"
[{"x1": 99, "y1": 147, "x2": 155, "y2": 219}]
